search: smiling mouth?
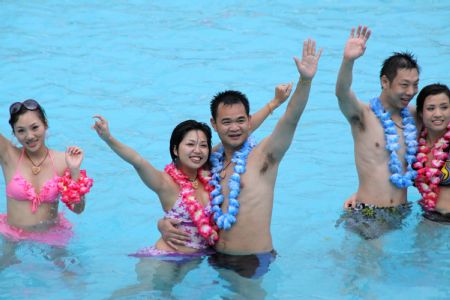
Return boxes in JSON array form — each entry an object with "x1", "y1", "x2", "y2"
[
  {"x1": 190, "y1": 156, "x2": 203, "y2": 163},
  {"x1": 228, "y1": 134, "x2": 241, "y2": 139}
]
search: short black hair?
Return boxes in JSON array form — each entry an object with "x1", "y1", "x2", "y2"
[
  {"x1": 210, "y1": 90, "x2": 250, "y2": 121},
  {"x1": 169, "y1": 119, "x2": 212, "y2": 163},
  {"x1": 380, "y1": 52, "x2": 420, "y2": 83}
]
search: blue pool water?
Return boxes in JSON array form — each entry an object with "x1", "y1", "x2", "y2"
[{"x1": 1, "y1": 1, "x2": 449, "y2": 299}]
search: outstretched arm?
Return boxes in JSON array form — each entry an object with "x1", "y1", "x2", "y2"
[
  {"x1": 250, "y1": 83, "x2": 293, "y2": 132},
  {"x1": 259, "y1": 38, "x2": 322, "y2": 161},
  {"x1": 335, "y1": 25, "x2": 371, "y2": 121},
  {"x1": 92, "y1": 115, "x2": 166, "y2": 193}
]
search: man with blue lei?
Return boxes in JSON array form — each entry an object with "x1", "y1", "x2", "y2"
[
  {"x1": 335, "y1": 25, "x2": 420, "y2": 239},
  {"x1": 160, "y1": 39, "x2": 322, "y2": 278}
]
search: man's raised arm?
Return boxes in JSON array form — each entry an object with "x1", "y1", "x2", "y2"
[
  {"x1": 260, "y1": 38, "x2": 322, "y2": 161},
  {"x1": 335, "y1": 25, "x2": 371, "y2": 121}
]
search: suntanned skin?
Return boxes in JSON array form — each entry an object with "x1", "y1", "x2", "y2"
[
  {"x1": 336, "y1": 26, "x2": 419, "y2": 208},
  {"x1": 160, "y1": 39, "x2": 322, "y2": 255}
]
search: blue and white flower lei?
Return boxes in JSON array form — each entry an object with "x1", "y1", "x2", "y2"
[
  {"x1": 370, "y1": 97, "x2": 418, "y2": 188},
  {"x1": 209, "y1": 137, "x2": 257, "y2": 230}
]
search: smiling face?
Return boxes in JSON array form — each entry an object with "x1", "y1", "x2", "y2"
[
  {"x1": 381, "y1": 68, "x2": 419, "y2": 110},
  {"x1": 421, "y1": 93, "x2": 450, "y2": 136},
  {"x1": 173, "y1": 129, "x2": 209, "y2": 174},
  {"x1": 13, "y1": 110, "x2": 48, "y2": 152},
  {"x1": 211, "y1": 102, "x2": 251, "y2": 150}
]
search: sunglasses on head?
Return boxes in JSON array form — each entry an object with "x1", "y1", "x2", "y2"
[{"x1": 9, "y1": 99, "x2": 40, "y2": 115}]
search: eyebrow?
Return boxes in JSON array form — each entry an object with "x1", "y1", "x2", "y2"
[{"x1": 15, "y1": 122, "x2": 39, "y2": 129}]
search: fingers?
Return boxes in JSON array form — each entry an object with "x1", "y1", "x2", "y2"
[
  {"x1": 316, "y1": 48, "x2": 323, "y2": 60},
  {"x1": 352, "y1": 25, "x2": 371, "y2": 41},
  {"x1": 92, "y1": 114, "x2": 105, "y2": 122},
  {"x1": 92, "y1": 115, "x2": 107, "y2": 128},
  {"x1": 356, "y1": 25, "x2": 362, "y2": 38},
  {"x1": 167, "y1": 241, "x2": 179, "y2": 251},
  {"x1": 364, "y1": 28, "x2": 371, "y2": 42},
  {"x1": 300, "y1": 38, "x2": 320, "y2": 58},
  {"x1": 66, "y1": 146, "x2": 83, "y2": 155}
]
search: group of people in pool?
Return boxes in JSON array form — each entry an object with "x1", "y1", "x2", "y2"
[{"x1": 0, "y1": 25, "x2": 449, "y2": 278}]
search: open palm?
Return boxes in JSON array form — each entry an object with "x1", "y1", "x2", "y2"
[
  {"x1": 65, "y1": 146, "x2": 84, "y2": 170},
  {"x1": 344, "y1": 26, "x2": 371, "y2": 60},
  {"x1": 294, "y1": 39, "x2": 322, "y2": 80}
]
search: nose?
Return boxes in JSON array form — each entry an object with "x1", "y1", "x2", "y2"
[
  {"x1": 406, "y1": 85, "x2": 415, "y2": 96},
  {"x1": 434, "y1": 108, "x2": 443, "y2": 117},
  {"x1": 193, "y1": 144, "x2": 202, "y2": 153},
  {"x1": 229, "y1": 121, "x2": 239, "y2": 131},
  {"x1": 25, "y1": 131, "x2": 34, "y2": 141}
]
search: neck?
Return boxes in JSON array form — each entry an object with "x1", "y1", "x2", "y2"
[
  {"x1": 379, "y1": 95, "x2": 402, "y2": 115},
  {"x1": 179, "y1": 165, "x2": 197, "y2": 179},
  {"x1": 25, "y1": 146, "x2": 48, "y2": 159},
  {"x1": 222, "y1": 143, "x2": 244, "y2": 160},
  {"x1": 427, "y1": 128, "x2": 446, "y2": 144}
]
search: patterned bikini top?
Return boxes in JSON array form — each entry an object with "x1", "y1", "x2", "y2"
[
  {"x1": 164, "y1": 195, "x2": 212, "y2": 250},
  {"x1": 6, "y1": 149, "x2": 60, "y2": 213}
]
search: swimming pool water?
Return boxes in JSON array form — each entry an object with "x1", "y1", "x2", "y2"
[{"x1": 1, "y1": 1, "x2": 449, "y2": 299}]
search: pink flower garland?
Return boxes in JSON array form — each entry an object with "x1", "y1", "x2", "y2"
[
  {"x1": 57, "y1": 169, "x2": 94, "y2": 211},
  {"x1": 413, "y1": 123, "x2": 450, "y2": 211},
  {"x1": 164, "y1": 163, "x2": 218, "y2": 246}
]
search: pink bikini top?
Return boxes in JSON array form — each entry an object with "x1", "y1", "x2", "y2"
[{"x1": 6, "y1": 149, "x2": 61, "y2": 213}]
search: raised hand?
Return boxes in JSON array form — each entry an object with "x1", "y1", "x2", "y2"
[
  {"x1": 343, "y1": 25, "x2": 371, "y2": 61},
  {"x1": 92, "y1": 115, "x2": 111, "y2": 141},
  {"x1": 294, "y1": 39, "x2": 322, "y2": 80},
  {"x1": 273, "y1": 83, "x2": 293, "y2": 107},
  {"x1": 65, "y1": 146, "x2": 83, "y2": 170}
]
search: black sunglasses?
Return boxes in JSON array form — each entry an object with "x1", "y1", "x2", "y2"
[{"x1": 9, "y1": 99, "x2": 40, "y2": 115}]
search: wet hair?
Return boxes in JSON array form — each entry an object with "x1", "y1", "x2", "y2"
[
  {"x1": 210, "y1": 90, "x2": 250, "y2": 121},
  {"x1": 380, "y1": 52, "x2": 420, "y2": 83},
  {"x1": 416, "y1": 83, "x2": 450, "y2": 118},
  {"x1": 169, "y1": 119, "x2": 212, "y2": 164},
  {"x1": 8, "y1": 99, "x2": 48, "y2": 132}
]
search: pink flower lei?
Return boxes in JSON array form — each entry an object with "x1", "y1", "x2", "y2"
[
  {"x1": 164, "y1": 163, "x2": 218, "y2": 245},
  {"x1": 57, "y1": 169, "x2": 94, "y2": 211},
  {"x1": 413, "y1": 122, "x2": 450, "y2": 211}
]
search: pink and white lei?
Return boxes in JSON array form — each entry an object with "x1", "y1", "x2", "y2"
[
  {"x1": 413, "y1": 122, "x2": 450, "y2": 211},
  {"x1": 164, "y1": 163, "x2": 218, "y2": 245}
]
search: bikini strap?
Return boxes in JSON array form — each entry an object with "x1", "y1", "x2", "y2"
[
  {"x1": 13, "y1": 148, "x2": 26, "y2": 175},
  {"x1": 47, "y1": 150, "x2": 58, "y2": 176}
]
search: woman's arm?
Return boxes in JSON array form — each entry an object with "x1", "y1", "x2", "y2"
[
  {"x1": 250, "y1": 83, "x2": 292, "y2": 132},
  {"x1": 92, "y1": 115, "x2": 167, "y2": 193}
]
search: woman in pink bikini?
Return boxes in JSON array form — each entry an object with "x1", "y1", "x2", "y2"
[{"x1": 0, "y1": 99, "x2": 93, "y2": 248}]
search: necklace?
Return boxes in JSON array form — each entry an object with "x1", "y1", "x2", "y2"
[
  {"x1": 393, "y1": 121, "x2": 404, "y2": 130},
  {"x1": 210, "y1": 136, "x2": 257, "y2": 230},
  {"x1": 188, "y1": 177, "x2": 199, "y2": 189},
  {"x1": 413, "y1": 123, "x2": 450, "y2": 211},
  {"x1": 164, "y1": 163, "x2": 218, "y2": 245},
  {"x1": 370, "y1": 97, "x2": 418, "y2": 188},
  {"x1": 25, "y1": 148, "x2": 49, "y2": 175},
  {"x1": 219, "y1": 160, "x2": 233, "y2": 179}
]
